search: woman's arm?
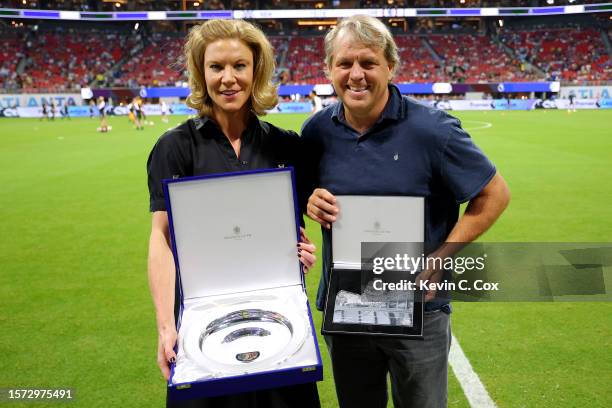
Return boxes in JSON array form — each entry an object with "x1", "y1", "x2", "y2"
[{"x1": 147, "y1": 211, "x2": 177, "y2": 380}]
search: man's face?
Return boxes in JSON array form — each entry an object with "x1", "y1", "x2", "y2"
[{"x1": 329, "y1": 32, "x2": 393, "y2": 118}]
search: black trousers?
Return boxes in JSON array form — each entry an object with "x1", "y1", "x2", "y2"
[
  {"x1": 325, "y1": 310, "x2": 451, "y2": 408},
  {"x1": 167, "y1": 382, "x2": 320, "y2": 408}
]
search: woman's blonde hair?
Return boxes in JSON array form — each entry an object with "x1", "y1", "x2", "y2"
[{"x1": 184, "y1": 19, "x2": 277, "y2": 117}]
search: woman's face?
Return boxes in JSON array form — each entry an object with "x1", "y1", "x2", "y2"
[{"x1": 204, "y1": 38, "x2": 254, "y2": 116}]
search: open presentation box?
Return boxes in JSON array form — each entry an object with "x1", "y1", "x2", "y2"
[
  {"x1": 163, "y1": 168, "x2": 322, "y2": 401},
  {"x1": 322, "y1": 195, "x2": 425, "y2": 339}
]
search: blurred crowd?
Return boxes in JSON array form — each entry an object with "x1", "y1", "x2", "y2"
[{"x1": 0, "y1": 17, "x2": 609, "y2": 93}]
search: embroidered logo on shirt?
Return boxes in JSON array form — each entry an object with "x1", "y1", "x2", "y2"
[
  {"x1": 277, "y1": 163, "x2": 285, "y2": 168},
  {"x1": 393, "y1": 153, "x2": 399, "y2": 161}
]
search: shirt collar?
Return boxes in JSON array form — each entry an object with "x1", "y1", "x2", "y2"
[
  {"x1": 193, "y1": 113, "x2": 268, "y2": 137},
  {"x1": 380, "y1": 84, "x2": 404, "y2": 121},
  {"x1": 331, "y1": 83, "x2": 404, "y2": 125}
]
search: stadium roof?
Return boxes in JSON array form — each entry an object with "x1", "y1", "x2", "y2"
[{"x1": 0, "y1": 3, "x2": 611, "y2": 21}]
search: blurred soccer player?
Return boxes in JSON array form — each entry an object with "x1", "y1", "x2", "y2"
[
  {"x1": 160, "y1": 100, "x2": 169, "y2": 123},
  {"x1": 60, "y1": 101, "x2": 70, "y2": 120},
  {"x1": 138, "y1": 97, "x2": 149, "y2": 124},
  {"x1": 568, "y1": 91, "x2": 576, "y2": 113},
  {"x1": 310, "y1": 90, "x2": 323, "y2": 114},
  {"x1": 131, "y1": 97, "x2": 144, "y2": 130},
  {"x1": 89, "y1": 100, "x2": 95, "y2": 119},
  {"x1": 40, "y1": 102, "x2": 48, "y2": 121},
  {"x1": 50, "y1": 101, "x2": 56, "y2": 121},
  {"x1": 97, "y1": 96, "x2": 109, "y2": 132}
]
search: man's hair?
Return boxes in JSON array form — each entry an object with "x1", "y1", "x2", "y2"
[
  {"x1": 324, "y1": 15, "x2": 399, "y2": 77},
  {"x1": 184, "y1": 19, "x2": 277, "y2": 117}
]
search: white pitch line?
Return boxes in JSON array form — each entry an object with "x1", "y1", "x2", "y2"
[
  {"x1": 463, "y1": 120, "x2": 493, "y2": 131},
  {"x1": 449, "y1": 334, "x2": 497, "y2": 408}
]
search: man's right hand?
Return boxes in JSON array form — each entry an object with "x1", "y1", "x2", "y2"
[
  {"x1": 307, "y1": 188, "x2": 339, "y2": 229},
  {"x1": 157, "y1": 326, "x2": 177, "y2": 380}
]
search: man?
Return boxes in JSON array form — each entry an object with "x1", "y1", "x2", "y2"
[
  {"x1": 568, "y1": 91, "x2": 576, "y2": 113},
  {"x1": 160, "y1": 100, "x2": 170, "y2": 123},
  {"x1": 302, "y1": 15, "x2": 510, "y2": 408},
  {"x1": 60, "y1": 101, "x2": 70, "y2": 120},
  {"x1": 310, "y1": 90, "x2": 323, "y2": 114},
  {"x1": 40, "y1": 102, "x2": 48, "y2": 121},
  {"x1": 50, "y1": 101, "x2": 56, "y2": 121}
]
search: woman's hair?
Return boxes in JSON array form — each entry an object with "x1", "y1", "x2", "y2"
[
  {"x1": 324, "y1": 15, "x2": 399, "y2": 78},
  {"x1": 184, "y1": 19, "x2": 277, "y2": 117}
]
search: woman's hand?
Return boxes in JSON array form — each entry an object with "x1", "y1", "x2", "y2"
[
  {"x1": 298, "y1": 227, "x2": 316, "y2": 273},
  {"x1": 157, "y1": 326, "x2": 177, "y2": 380}
]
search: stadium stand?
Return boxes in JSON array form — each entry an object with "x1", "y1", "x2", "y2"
[
  {"x1": 269, "y1": 36, "x2": 289, "y2": 71},
  {"x1": 117, "y1": 33, "x2": 186, "y2": 87},
  {"x1": 394, "y1": 35, "x2": 440, "y2": 83},
  {"x1": 4, "y1": 27, "x2": 141, "y2": 93},
  {"x1": 499, "y1": 27, "x2": 611, "y2": 82},
  {"x1": 0, "y1": 2, "x2": 610, "y2": 92},
  {"x1": 426, "y1": 33, "x2": 541, "y2": 83},
  {"x1": 0, "y1": 26, "x2": 25, "y2": 92},
  {"x1": 284, "y1": 36, "x2": 327, "y2": 84}
]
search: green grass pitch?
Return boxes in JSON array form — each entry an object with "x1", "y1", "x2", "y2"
[{"x1": 1, "y1": 110, "x2": 611, "y2": 407}]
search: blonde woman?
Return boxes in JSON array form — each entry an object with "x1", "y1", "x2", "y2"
[{"x1": 146, "y1": 19, "x2": 320, "y2": 408}]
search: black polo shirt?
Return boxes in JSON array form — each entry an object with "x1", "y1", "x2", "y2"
[
  {"x1": 148, "y1": 115, "x2": 306, "y2": 212},
  {"x1": 146, "y1": 116, "x2": 320, "y2": 408},
  {"x1": 301, "y1": 84, "x2": 496, "y2": 311}
]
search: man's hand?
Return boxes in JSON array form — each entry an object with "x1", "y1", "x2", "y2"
[
  {"x1": 415, "y1": 267, "x2": 445, "y2": 302},
  {"x1": 298, "y1": 227, "x2": 316, "y2": 273},
  {"x1": 307, "y1": 188, "x2": 338, "y2": 229},
  {"x1": 157, "y1": 326, "x2": 177, "y2": 381},
  {"x1": 418, "y1": 170, "x2": 511, "y2": 303}
]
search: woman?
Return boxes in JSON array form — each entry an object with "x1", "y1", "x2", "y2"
[{"x1": 146, "y1": 19, "x2": 320, "y2": 408}]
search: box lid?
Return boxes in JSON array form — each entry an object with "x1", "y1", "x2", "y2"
[
  {"x1": 165, "y1": 168, "x2": 302, "y2": 300},
  {"x1": 332, "y1": 195, "x2": 424, "y2": 267}
]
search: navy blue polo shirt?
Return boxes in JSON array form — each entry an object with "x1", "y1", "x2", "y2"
[{"x1": 301, "y1": 84, "x2": 496, "y2": 310}]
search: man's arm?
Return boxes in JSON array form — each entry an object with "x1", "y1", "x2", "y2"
[
  {"x1": 447, "y1": 171, "x2": 510, "y2": 244},
  {"x1": 420, "y1": 172, "x2": 510, "y2": 300},
  {"x1": 147, "y1": 211, "x2": 177, "y2": 380}
]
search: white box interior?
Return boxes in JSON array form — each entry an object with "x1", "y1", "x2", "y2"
[
  {"x1": 166, "y1": 171, "x2": 302, "y2": 299},
  {"x1": 332, "y1": 196, "x2": 425, "y2": 270}
]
